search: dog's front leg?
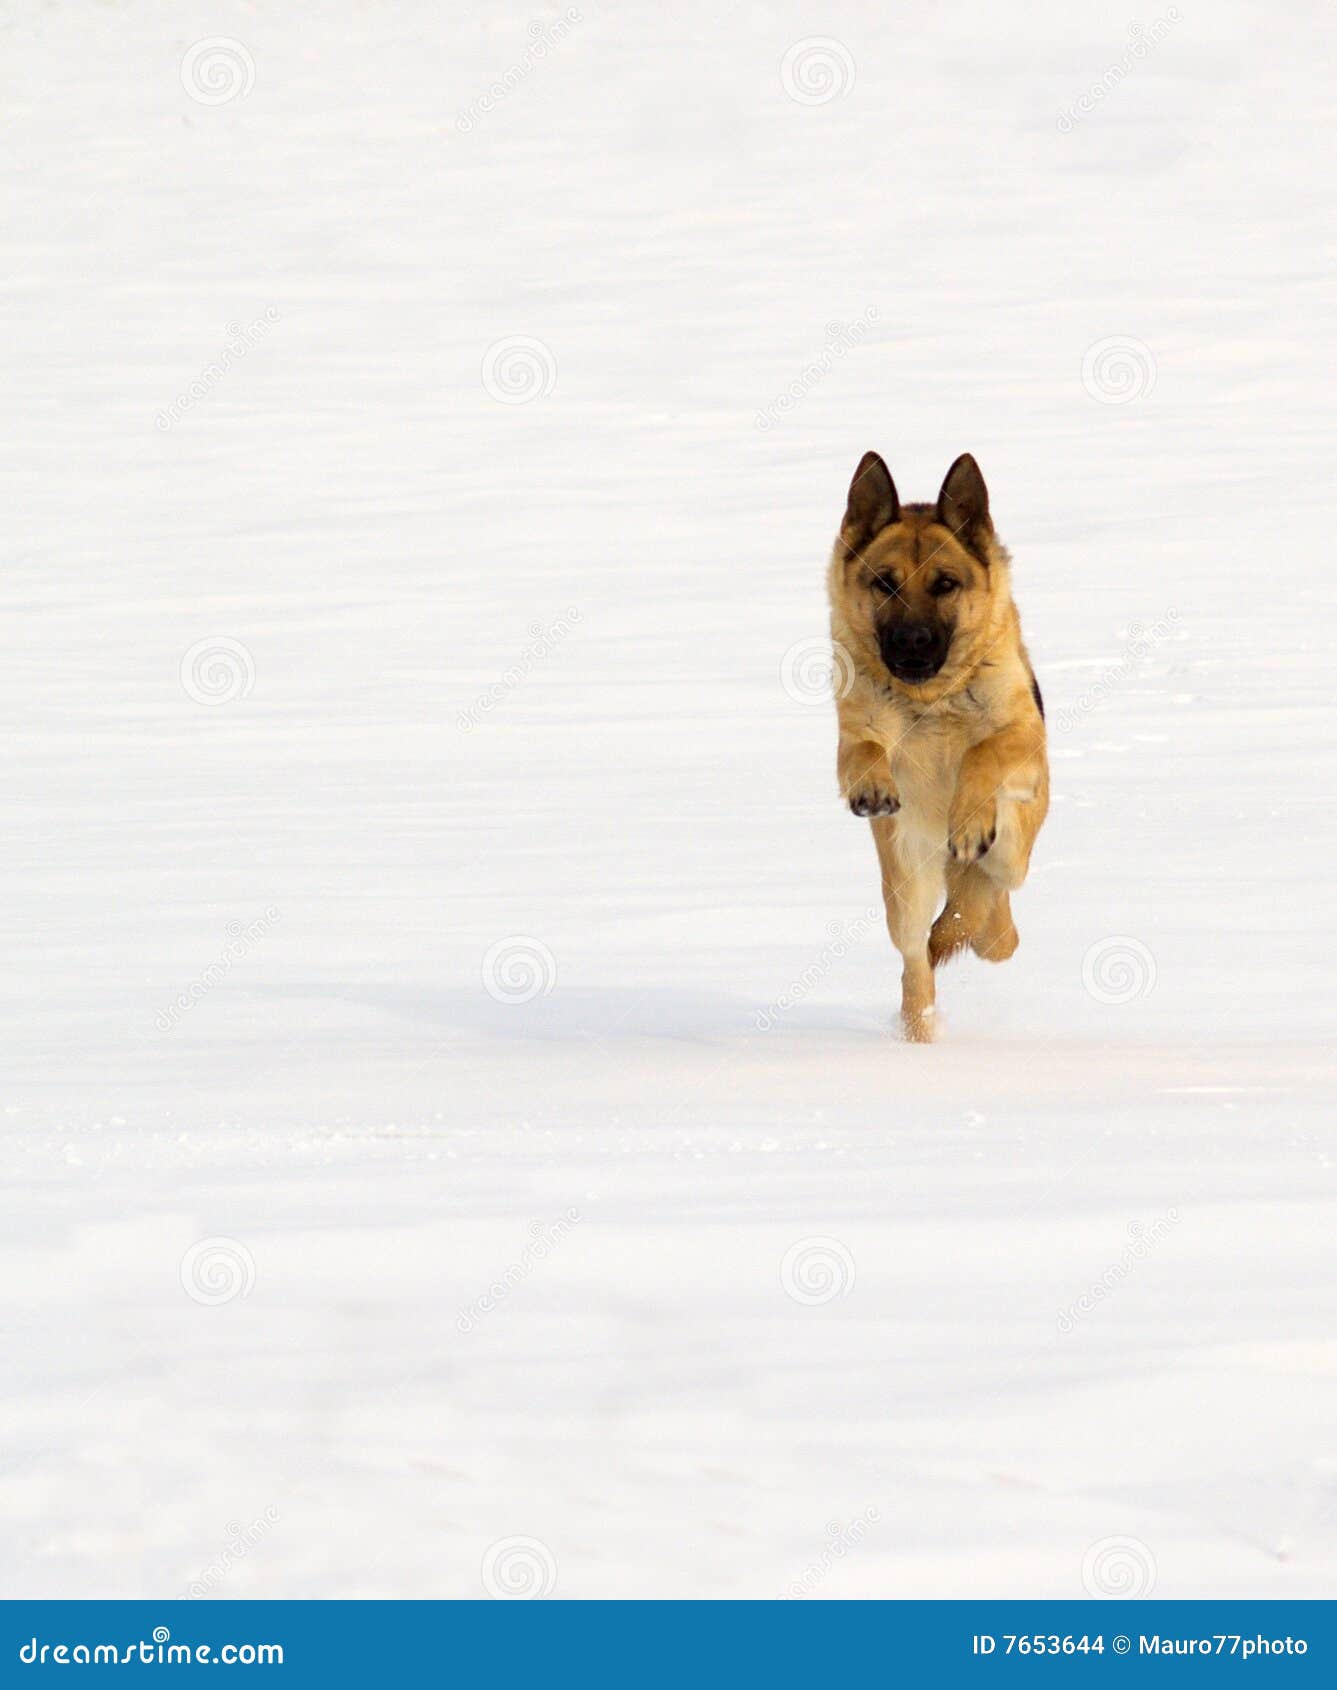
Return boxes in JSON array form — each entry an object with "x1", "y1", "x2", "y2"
[
  {"x1": 948, "y1": 720, "x2": 1047, "y2": 889},
  {"x1": 835, "y1": 698, "x2": 899, "y2": 818},
  {"x1": 871, "y1": 816, "x2": 942, "y2": 1042}
]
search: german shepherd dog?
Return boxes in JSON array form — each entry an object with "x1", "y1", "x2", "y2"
[{"x1": 828, "y1": 453, "x2": 1048, "y2": 1041}]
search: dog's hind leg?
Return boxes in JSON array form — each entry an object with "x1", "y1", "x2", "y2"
[
  {"x1": 930, "y1": 861, "x2": 1018, "y2": 966},
  {"x1": 872, "y1": 816, "x2": 944, "y2": 1042},
  {"x1": 972, "y1": 888, "x2": 1019, "y2": 961}
]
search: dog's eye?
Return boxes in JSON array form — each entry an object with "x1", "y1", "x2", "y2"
[
  {"x1": 930, "y1": 576, "x2": 959, "y2": 596},
  {"x1": 869, "y1": 575, "x2": 899, "y2": 596}
]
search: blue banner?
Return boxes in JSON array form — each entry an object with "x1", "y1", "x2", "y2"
[{"x1": 3, "y1": 1601, "x2": 1333, "y2": 1685}]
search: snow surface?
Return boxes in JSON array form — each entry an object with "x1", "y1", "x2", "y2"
[{"x1": 4, "y1": 0, "x2": 1336, "y2": 1600}]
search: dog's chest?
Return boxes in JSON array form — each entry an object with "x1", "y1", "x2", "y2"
[
  {"x1": 873, "y1": 692, "x2": 989, "y2": 822},
  {"x1": 888, "y1": 716, "x2": 960, "y2": 822}
]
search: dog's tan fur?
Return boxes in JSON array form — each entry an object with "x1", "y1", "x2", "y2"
[{"x1": 827, "y1": 452, "x2": 1048, "y2": 1041}]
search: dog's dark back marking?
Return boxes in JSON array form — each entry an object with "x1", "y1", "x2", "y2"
[{"x1": 1029, "y1": 672, "x2": 1045, "y2": 720}]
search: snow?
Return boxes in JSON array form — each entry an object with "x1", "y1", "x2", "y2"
[{"x1": 3, "y1": 0, "x2": 1335, "y2": 1600}]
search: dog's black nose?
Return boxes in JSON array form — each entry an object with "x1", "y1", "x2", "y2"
[
  {"x1": 896, "y1": 622, "x2": 935, "y2": 655},
  {"x1": 881, "y1": 619, "x2": 945, "y2": 680}
]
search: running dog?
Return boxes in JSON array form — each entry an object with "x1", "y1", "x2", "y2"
[{"x1": 827, "y1": 452, "x2": 1048, "y2": 1040}]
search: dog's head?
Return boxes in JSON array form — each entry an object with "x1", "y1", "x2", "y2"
[{"x1": 835, "y1": 452, "x2": 1002, "y2": 693}]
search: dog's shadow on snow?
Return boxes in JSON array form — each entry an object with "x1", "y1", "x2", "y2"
[{"x1": 257, "y1": 982, "x2": 878, "y2": 1043}]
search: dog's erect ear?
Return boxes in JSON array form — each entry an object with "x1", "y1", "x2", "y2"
[
  {"x1": 936, "y1": 454, "x2": 991, "y2": 544},
  {"x1": 842, "y1": 451, "x2": 899, "y2": 548}
]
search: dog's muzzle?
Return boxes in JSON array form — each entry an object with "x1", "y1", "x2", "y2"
[{"x1": 879, "y1": 620, "x2": 949, "y2": 683}]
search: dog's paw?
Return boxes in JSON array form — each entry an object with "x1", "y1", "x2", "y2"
[
  {"x1": 847, "y1": 778, "x2": 900, "y2": 819},
  {"x1": 902, "y1": 1004, "x2": 939, "y2": 1043},
  {"x1": 948, "y1": 790, "x2": 997, "y2": 861}
]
